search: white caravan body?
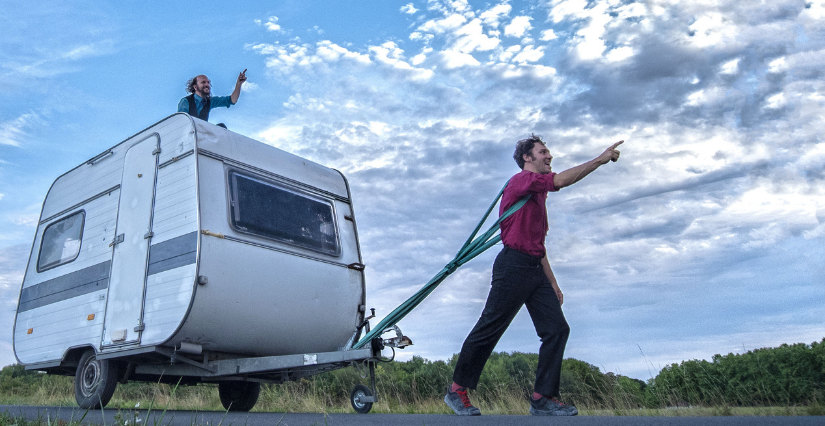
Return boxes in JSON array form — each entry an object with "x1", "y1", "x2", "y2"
[{"x1": 13, "y1": 113, "x2": 367, "y2": 369}]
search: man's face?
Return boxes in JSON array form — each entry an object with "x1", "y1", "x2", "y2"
[
  {"x1": 523, "y1": 142, "x2": 554, "y2": 174},
  {"x1": 193, "y1": 75, "x2": 211, "y2": 97}
]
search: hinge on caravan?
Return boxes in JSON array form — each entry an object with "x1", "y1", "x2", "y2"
[
  {"x1": 134, "y1": 323, "x2": 145, "y2": 332},
  {"x1": 347, "y1": 263, "x2": 366, "y2": 271},
  {"x1": 108, "y1": 234, "x2": 125, "y2": 247},
  {"x1": 144, "y1": 231, "x2": 154, "y2": 239},
  {"x1": 152, "y1": 147, "x2": 162, "y2": 155}
]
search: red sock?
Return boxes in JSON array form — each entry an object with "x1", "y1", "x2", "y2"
[
  {"x1": 451, "y1": 382, "x2": 464, "y2": 392},
  {"x1": 532, "y1": 392, "x2": 544, "y2": 400}
]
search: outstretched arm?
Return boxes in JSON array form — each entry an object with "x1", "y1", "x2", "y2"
[
  {"x1": 553, "y1": 140, "x2": 623, "y2": 189},
  {"x1": 230, "y1": 69, "x2": 248, "y2": 104}
]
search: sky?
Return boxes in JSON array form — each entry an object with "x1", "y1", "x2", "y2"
[{"x1": 0, "y1": 0, "x2": 823, "y2": 381}]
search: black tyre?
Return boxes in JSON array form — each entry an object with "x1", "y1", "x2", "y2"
[
  {"x1": 218, "y1": 381, "x2": 261, "y2": 412},
  {"x1": 74, "y1": 350, "x2": 120, "y2": 409},
  {"x1": 350, "y1": 384, "x2": 373, "y2": 414}
]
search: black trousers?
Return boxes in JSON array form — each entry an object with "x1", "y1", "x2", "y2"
[{"x1": 453, "y1": 246, "x2": 570, "y2": 397}]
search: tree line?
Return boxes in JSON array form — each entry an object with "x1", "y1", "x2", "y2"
[{"x1": 1, "y1": 338, "x2": 823, "y2": 409}]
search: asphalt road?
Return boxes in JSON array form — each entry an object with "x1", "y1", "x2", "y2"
[{"x1": 2, "y1": 405, "x2": 823, "y2": 426}]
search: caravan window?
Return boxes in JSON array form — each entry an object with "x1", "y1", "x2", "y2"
[
  {"x1": 37, "y1": 211, "x2": 85, "y2": 272},
  {"x1": 228, "y1": 171, "x2": 340, "y2": 256}
]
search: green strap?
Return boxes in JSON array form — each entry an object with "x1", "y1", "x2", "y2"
[{"x1": 352, "y1": 181, "x2": 531, "y2": 349}]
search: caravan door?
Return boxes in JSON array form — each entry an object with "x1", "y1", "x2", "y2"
[{"x1": 102, "y1": 135, "x2": 160, "y2": 347}]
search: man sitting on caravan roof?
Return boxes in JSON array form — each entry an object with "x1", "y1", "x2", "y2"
[{"x1": 177, "y1": 70, "x2": 247, "y2": 125}]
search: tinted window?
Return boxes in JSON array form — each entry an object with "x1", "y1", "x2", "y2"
[
  {"x1": 37, "y1": 211, "x2": 85, "y2": 272},
  {"x1": 228, "y1": 171, "x2": 339, "y2": 256}
]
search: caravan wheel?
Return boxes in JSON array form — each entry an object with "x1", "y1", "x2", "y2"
[
  {"x1": 218, "y1": 381, "x2": 261, "y2": 412},
  {"x1": 350, "y1": 384, "x2": 373, "y2": 414},
  {"x1": 74, "y1": 350, "x2": 120, "y2": 409}
]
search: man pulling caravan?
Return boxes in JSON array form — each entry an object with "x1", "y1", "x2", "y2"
[
  {"x1": 445, "y1": 135, "x2": 623, "y2": 417},
  {"x1": 178, "y1": 69, "x2": 247, "y2": 126}
]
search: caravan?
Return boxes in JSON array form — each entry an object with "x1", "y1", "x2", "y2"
[{"x1": 13, "y1": 113, "x2": 399, "y2": 412}]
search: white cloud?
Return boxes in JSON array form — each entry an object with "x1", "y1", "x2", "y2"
[
  {"x1": 767, "y1": 57, "x2": 788, "y2": 73},
  {"x1": 605, "y1": 46, "x2": 635, "y2": 62},
  {"x1": 316, "y1": 40, "x2": 371, "y2": 64},
  {"x1": 0, "y1": 113, "x2": 42, "y2": 147},
  {"x1": 261, "y1": 16, "x2": 282, "y2": 32},
  {"x1": 764, "y1": 92, "x2": 786, "y2": 109},
  {"x1": 540, "y1": 29, "x2": 558, "y2": 41},
  {"x1": 439, "y1": 50, "x2": 481, "y2": 68},
  {"x1": 503, "y1": 15, "x2": 532, "y2": 38},
  {"x1": 479, "y1": 3, "x2": 512, "y2": 26},
  {"x1": 451, "y1": 18, "x2": 501, "y2": 53},
  {"x1": 720, "y1": 58, "x2": 740, "y2": 75},
  {"x1": 241, "y1": 81, "x2": 258, "y2": 92},
  {"x1": 511, "y1": 45, "x2": 544, "y2": 63},
  {"x1": 400, "y1": 3, "x2": 418, "y2": 14},
  {"x1": 417, "y1": 13, "x2": 467, "y2": 34},
  {"x1": 409, "y1": 32, "x2": 435, "y2": 44},
  {"x1": 411, "y1": 47, "x2": 432, "y2": 65},
  {"x1": 498, "y1": 44, "x2": 521, "y2": 62}
]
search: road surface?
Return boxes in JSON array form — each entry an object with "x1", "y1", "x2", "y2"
[{"x1": 1, "y1": 405, "x2": 823, "y2": 425}]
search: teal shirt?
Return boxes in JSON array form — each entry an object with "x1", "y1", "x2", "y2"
[{"x1": 177, "y1": 94, "x2": 234, "y2": 116}]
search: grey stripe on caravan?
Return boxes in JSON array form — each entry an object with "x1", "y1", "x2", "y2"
[
  {"x1": 17, "y1": 261, "x2": 111, "y2": 313},
  {"x1": 147, "y1": 231, "x2": 198, "y2": 276},
  {"x1": 17, "y1": 232, "x2": 198, "y2": 313}
]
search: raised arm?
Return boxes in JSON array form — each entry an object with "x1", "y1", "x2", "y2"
[
  {"x1": 553, "y1": 140, "x2": 623, "y2": 189},
  {"x1": 230, "y1": 69, "x2": 248, "y2": 104}
]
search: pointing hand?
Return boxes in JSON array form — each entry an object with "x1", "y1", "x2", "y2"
[{"x1": 598, "y1": 140, "x2": 623, "y2": 164}]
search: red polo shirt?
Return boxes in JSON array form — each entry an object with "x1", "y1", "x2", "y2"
[{"x1": 499, "y1": 170, "x2": 558, "y2": 258}]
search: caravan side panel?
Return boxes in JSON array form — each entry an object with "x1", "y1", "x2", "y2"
[
  {"x1": 167, "y1": 126, "x2": 364, "y2": 356},
  {"x1": 14, "y1": 188, "x2": 120, "y2": 364},
  {"x1": 14, "y1": 114, "x2": 200, "y2": 364}
]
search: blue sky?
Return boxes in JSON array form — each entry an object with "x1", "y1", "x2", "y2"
[{"x1": 1, "y1": 0, "x2": 824, "y2": 381}]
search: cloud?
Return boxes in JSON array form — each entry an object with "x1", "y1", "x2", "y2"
[
  {"x1": 511, "y1": 45, "x2": 544, "y2": 63},
  {"x1": 540, "y1": 29, "x2": 558, "y2": 41},
  {"x1": 241, "y1": 81, "x2": 258, "y2": 92},
  {"x1": 242, "y1": 0, "x2": 824, "y2": 379},
  {"x1": 0, "y1": 113, "x2": 43, "y2": 147},
  {"x1": 259, "y1": 16, "x2": 282, "y2": 33},
  {"x1": 0, "y1": 41, "x2": 113, "y2": 87},
  {"x1": 479, "y1": 3, "x2": 512, "y2": 27},
  {"x1": 400, "y1": 3, "x2": 418, "y2": 14},
  {"x1": 450, "y1": 19, "x2": 500, "y2": 53},
  {"x1": 503, "y1": 16, "x2": 532, "y2": 38},
  {"x1": 417, "y1": 13, "x2": 467, "y2": 34}
]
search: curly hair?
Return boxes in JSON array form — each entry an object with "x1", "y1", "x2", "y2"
[
  {"x1": 185, "y1": 77, "x2": 197, "y2": 94},
  {"x1": 513, "y1": 134, "x2": 546, "y2": 169},
  {"x1": 185, "y1": 75, "x2": 208, "y2": 94}
]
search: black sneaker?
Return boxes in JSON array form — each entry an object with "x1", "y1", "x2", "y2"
[
  {"x1": 529, "y1": 396, "x2": 578, "y2": 416},
  {"x1": 444, "y1": 386, "x2": 481, "y2": 416}
]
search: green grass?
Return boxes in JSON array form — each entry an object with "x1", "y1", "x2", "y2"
[{"x1": 2, "y1": 341, "x2": 823, "y2": 422}]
